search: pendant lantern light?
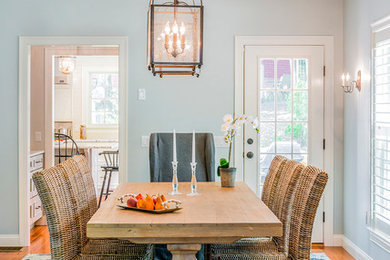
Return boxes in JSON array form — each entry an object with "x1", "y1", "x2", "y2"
[{"x1": 147, "y1": 0, "x2": 204, "y2": 77}]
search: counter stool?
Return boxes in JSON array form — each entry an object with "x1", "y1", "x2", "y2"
[{"x1": 98, "y1": 150, "x2": 119, "y2": 208}]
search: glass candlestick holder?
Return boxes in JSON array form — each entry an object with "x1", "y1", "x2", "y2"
[
  {"x1": 187, "y1": 162, "x2": 200, "y2": 196},
  {"x1": 169, "y1": 161, "x2": 182, "y2": 195}
]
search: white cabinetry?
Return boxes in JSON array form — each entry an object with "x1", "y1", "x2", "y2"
[{"x1": 29, "y1": 151, "x2": 44, "y2": 227}]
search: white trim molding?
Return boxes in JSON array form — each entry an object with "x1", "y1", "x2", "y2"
[
  {"x1": 343, "y1": 235, "x2": 374, "y2": 260},
  {"x1": 369, "y1": 228, "x2": 390, "y2": 254},
  {"x1": 18, "y1": 36, "x2": 128, "y2": 247},
  {"x1": 234, "y1": 36, "x2": 335, "y2": 246},
  {"x1": 0, "y1": 234, "x2": 20, "y2": 247}
]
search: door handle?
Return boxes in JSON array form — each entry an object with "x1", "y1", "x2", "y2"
[
  {"x1": 246, "y1": 151, "x2": 254, "y2": 159},
  {"x1": 247, "y1": 138, "x2": 254, "y2": 145}
]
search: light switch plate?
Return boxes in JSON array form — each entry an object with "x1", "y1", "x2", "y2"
[
  {"x1": 138, "y1": 88, "x2": 146, "y2": 100},
  {"x1": 141, "y1": 136, "x2": 150, "y2": 147}
]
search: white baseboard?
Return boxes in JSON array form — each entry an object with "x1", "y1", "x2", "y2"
[
  {"x1": 332, "y1": 234, "x2": 344, "y2": 246},
  {"x1": 333, "y1": 234, "x2": 373, "y2": 260},
  {"x1": 0, "y1": 234, "x2": 21, "y2": 247}
]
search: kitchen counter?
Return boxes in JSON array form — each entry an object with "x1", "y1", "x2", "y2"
[{"x1": 55, "y1": 139, "x2": 118, "y2": 149}]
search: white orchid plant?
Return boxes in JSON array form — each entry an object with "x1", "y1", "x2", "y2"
[{"x1": 218, "y1": 114, "x2": 260, "y2": 176}]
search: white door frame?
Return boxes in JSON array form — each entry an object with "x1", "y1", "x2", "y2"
[
  {"x1": 18, "y1": 36, "x2": 128, "y2": 246},
  {"x1": 234, "y1": 36, "x2": 335, "y2": 246}
]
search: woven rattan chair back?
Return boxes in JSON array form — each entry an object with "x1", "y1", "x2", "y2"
[
  {"x1": 270, "y1": 159, "x2": 305, "y2": 255},
  {"x1": 61, "y1": 156, "x2": 98, "y2": 247},
  {"x1": 32, "y1": 164, "x2": 82, "y2": 260},
  {"x1": 72, "y1": 155, "x2": 98, "y2": 217},
  {"x1": 288, "y1": 165, "x2": 328, "y2": 260},
  {"x1": 261, "y1": 155, "x2": 288, "y2": 207}
]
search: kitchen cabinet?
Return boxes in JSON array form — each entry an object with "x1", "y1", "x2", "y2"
[{"x1": 29, "y1": 151, "x2": 44, "y2": 227}]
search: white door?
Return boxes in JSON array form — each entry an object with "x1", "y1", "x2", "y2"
[{"x1": 243, "y1": 46, "x2": 324, "y2": 243}]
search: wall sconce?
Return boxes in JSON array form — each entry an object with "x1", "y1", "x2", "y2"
[
  {"x1": 341, "y1": 71, "x2": 361, "y2": 93},
  {"x1": 147, "y1": 0, "x2": 204, "y2": 77},
  {"x1": 58, "y1": 56, "x2": 76, "y2": 74}
]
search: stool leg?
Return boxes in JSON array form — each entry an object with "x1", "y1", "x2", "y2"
[
  {"x1": 98, "y1": 170, "x2": 108, "y2": 208},
  {"x1": 105, "y1": 170, "x2": 113, "y2": 200}
]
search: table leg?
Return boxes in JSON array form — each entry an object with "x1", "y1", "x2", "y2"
[{"x1": 167, "y1": 244, "x2": 201, "y2": 260}]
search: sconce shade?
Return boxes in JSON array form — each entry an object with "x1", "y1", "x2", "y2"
[
  {"x1": 147, "y1": 0, "x2": 203, "y2": 77},
  {"x1": 58, "y1": 56, "x2": 76, "y2": 74}
]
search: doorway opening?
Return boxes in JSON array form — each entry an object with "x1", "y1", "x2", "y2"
[{"x1": 19, "y1": 37, "x2": 128, "y2": 246}]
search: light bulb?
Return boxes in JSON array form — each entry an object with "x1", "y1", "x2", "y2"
[
  {"x1": 346, "y1": 73, "x2": 351, "y2": 82},
  {"x1": 164, "y1": 21, "x2": 170, "y2": 34},
  {"x1": 172, "y1": 20, "x2": 179, "y2": 34},
  {"x1": 180, "y1": 22, "x2": 186, "y2": 35}
]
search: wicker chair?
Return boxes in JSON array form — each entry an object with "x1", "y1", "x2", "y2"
[
  {"x1": 211, "y1": 163, "x2": 328, "y2": 260},
  {"x1": 261, "y1": 155, "x2": 288, "y2": 207},
  {"x1": 33, "y1": 155, "x2": 153, "y2": 260}
]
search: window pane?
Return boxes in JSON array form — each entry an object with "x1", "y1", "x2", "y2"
[
  {"x1": 89, "y1": 72, "x2": 119, "y2": 125},
  {"x1": 293, "y1": 91, "x2": 308, "y2": 121},
  {"x1": 104, "y1": 112, "x2": 118, "y2": 124},
  {"x1": 277, "y1": 91, "x2": 291, "y2": 121},
  {"x1": 276, "y1": 123, "x2": 291, "y2": 153},
  {"x1": 293, "y1": 122, "x2": 308, "y2": 154},
  {"x1": 92, "y1": 112, "x2": 105, "y2": 124},
  {"x1": 294, "y1": 59, "x2": 308, "y2": 89},
  {"x1": 92, "y1": 100, "x2": 105, "y2": 112},
  {"x1": 260, "y1": 59, "x2": 275, "y2": 89},
  {"x1": 260, "y1": 123, "x2": 275, "y2": 153},
  {"x1": 260, "y1": 91, "x2": 275, "y2": 121},
  {"x1": 91, "y1": 86, "x2": 105, "y2": 99},
  {"x1": 277, "y1": 59, "x2": 291, "y2": 90}
]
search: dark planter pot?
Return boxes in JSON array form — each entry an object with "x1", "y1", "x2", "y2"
[{"x1": 220, "y1": 167, "x2": 237, "y2": 187}]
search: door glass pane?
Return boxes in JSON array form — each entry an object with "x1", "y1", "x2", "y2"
[
  {"x1": 260, "y1": 91, "x2": 275, "y2": 121},
  {"x1": 258, "y1": 58, "x2": 310, "y2": 195},
  {"x1": 277, "y1": 91, "x2": 292, "y2": 121},
  {"x1": 293, "y1": 122, "x2": 308, "y2": 153},
  {"x1": 293, "y1": 91, "x2": 308, "y2": 121},
  {"x1": 277, "y1": 59, "x2": 291, "y2": 90},
  {"x1": 260, "y1": 123, "x2": 275, "y2": 153},
  {"x1": 260, "y1": 59, "x2": 275, "y2": 89},
  {"x1": 276, "y1": 123, "x2": 291, "y2": 153},
  {"x1": 294, "y1": 59, "x2": 308, "y2": 89}
]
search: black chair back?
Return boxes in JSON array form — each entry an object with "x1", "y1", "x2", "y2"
[{"x1": 55, "y1": 133, "x2": 80, "y2": 164}]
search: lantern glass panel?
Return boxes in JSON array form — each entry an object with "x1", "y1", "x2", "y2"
[{"x1": 152, "y1": 5, "x2": 202, "y2": 65}]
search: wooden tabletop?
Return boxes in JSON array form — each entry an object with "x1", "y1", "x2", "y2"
[{"x1": 87, "y1": 182, "x2": 282, "y2": 244}]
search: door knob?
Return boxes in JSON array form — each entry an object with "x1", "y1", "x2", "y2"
[
  {"x1": 247, "y1": 138, "x2": 254, "y2": 145},
  {"x1": 246, "y1": 151, "x2": 254, "y2": 159}
]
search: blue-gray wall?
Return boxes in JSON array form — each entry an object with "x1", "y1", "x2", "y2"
[
  {"x1": 344, "y1": 0, "x2": 390, "y2": 259},
  {"x1": 0, "y1": 0, "x2": 344, "y2": 237}
]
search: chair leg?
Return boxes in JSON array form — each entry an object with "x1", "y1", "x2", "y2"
[
  {"x1": 105, "y1": 170, "x2": 113, "y2": 200},
  {"x1": 98, "y1": 170, "x2": 108, "y2": 208}
]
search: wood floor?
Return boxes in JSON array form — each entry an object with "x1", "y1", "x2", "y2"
[{"x1": 0, "y1": 226, "x2": 355, "y2": 260}]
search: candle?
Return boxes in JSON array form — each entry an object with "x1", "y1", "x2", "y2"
[
  {"x1": 173, "y1": 129, "x2": 177, "y2": 162},
  {"x1": 192, "y1": 130, "x2": 196, "y2": 163}
]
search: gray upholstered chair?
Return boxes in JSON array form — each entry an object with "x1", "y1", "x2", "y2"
[
  {"x1": 149, "y1": 132, "x2": 215, "y2": 260},
  {"x1": 33, "y1": 155, "x2": 153, "y2": 260},
  {"x1": 149, "y1": 132, "x2": 215, "y2": 182}
]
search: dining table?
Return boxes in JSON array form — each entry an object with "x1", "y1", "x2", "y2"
[{"x1": 87, "y1": 182, "x2": 282, "y2": 260}]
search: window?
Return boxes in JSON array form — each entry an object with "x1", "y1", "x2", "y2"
[
  {"x1": 89, "y1": 72, "x2": 119, "y2": 126},
  {"x1": 371, "y1": 17, "x2": 390, "y2": 248}
]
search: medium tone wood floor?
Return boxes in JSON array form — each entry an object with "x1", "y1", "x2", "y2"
[{"x1": 0, "y1": 226, "x2": 354, "y2": 260}]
